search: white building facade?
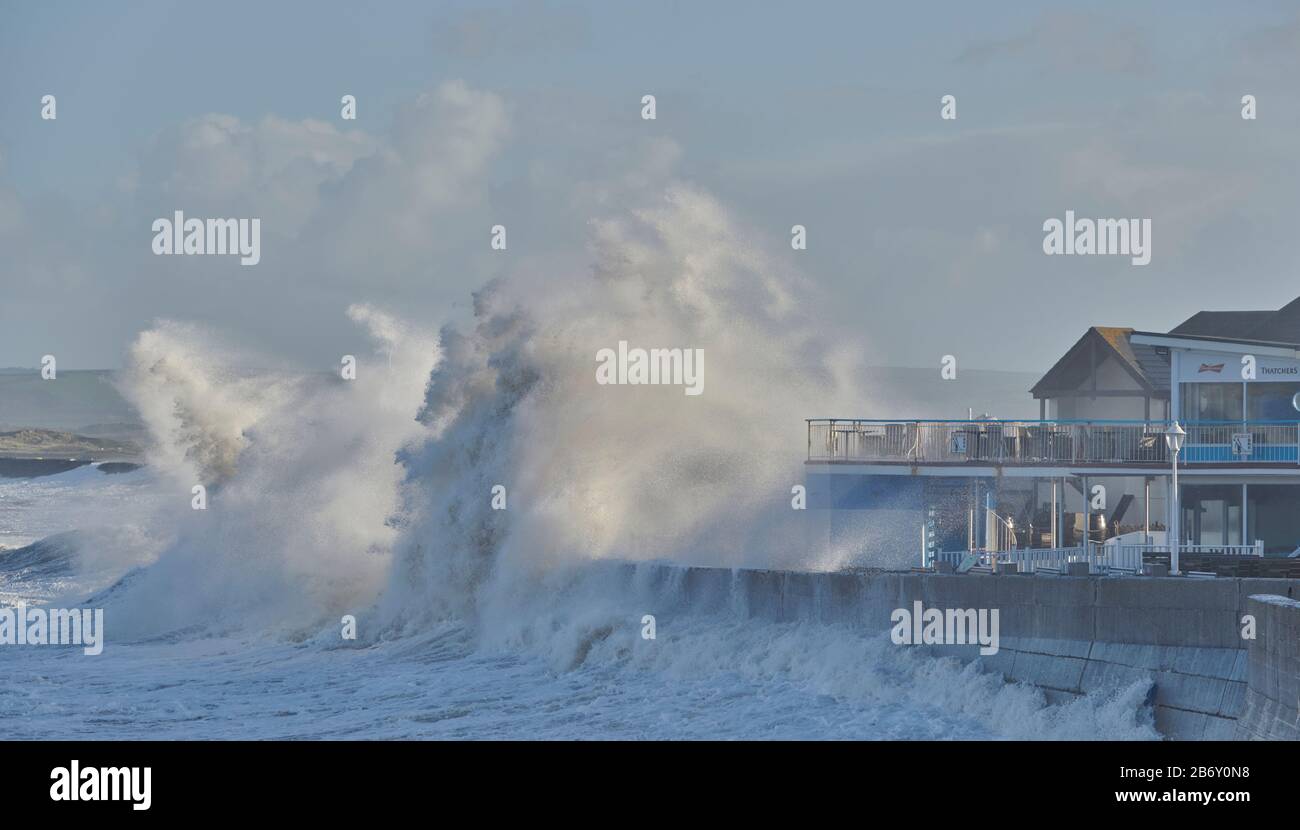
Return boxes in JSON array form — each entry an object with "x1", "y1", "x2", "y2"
[{"x1": 806, "y1": 299, "x2": 1300, "y2": 571}]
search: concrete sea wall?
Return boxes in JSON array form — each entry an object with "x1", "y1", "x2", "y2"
[
  {"x1": 618, "y1": 564, "x2": 1300, "y2": 740},
  {"x1": 1236, "y1": 594, "x2": 1300, "y2": 740}
]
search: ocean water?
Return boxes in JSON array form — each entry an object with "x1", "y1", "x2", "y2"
[
  {"x1": 0, "y1": 192, "x2": 1156, "y2": 740},
  {"x1": 0, "y1": 464, "x2": 147, "y2": 552},
  {"x1": 0, "y1": 465, "x2": 1158, "y2": 741},
  {"x1": 0, "y1": 619, "x2": 1000, "y2": 741}
]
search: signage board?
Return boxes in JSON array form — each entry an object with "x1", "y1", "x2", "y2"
[{"x1": 1177, "y1": 350, "x2": 1300, "y2": 383}]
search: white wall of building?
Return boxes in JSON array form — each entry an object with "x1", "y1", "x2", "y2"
[{"x1": 1048, "y1": 355, "x2": 1151, "y2": 420}]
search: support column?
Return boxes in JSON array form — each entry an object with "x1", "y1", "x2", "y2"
[
  {"x1": 1170, "y1": 473, "x2": 1180, "y2": 559},
  {"x1": 967, "y1": 479, "x2": 975, "y2": 551},
  {"x1": 1058, "y1": 476, "x2": 1066, "y2": 549},
  {"x1": 985, "y1": 488, "x2": 993, "y2": 550},
  {"x1": 1242, "y1": 482, "x2": 1249, "y2": 548},
  {"x1": 1170, "y1": 351, "x2": 1182, "y2": 421},
  {"x1": 1050, "y1": 478, "x2": 1058, "y2": 548},
  {"x1": 1168, "y1": 470, "x2": 1178, "y2": 573},
  {"x1": 1143, "y1": 477, "x2": 1151, "y2": 541},
  {"x1": 1083, "y1": 475, "x2": 1090, "y2": 554}
]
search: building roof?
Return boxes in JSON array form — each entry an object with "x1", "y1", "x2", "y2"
[
  {"x1": 1130, "y1": 337, "x2": 1172, "y2": 391},
  {"x1": 1171, "y1": 297, "x2": 1300, "y2": 346},
  {"x1": 1033, "y1": 296, "x2": 1300, "y2": 399},
  {"x1": 1031, "y1": 327, "x2": 1168, "y2": 398}
]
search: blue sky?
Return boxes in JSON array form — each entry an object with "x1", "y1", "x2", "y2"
[{"x1": 4, "y1": 1, "x2": 1300, "y2": 371}]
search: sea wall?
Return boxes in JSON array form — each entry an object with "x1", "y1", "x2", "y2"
[
  {"x1": 1236, "y1": 594, "x2": 1300, "y2": 740},
  {"x1": 618, "y1": 563, "x2": 1300, "y2": 740}
]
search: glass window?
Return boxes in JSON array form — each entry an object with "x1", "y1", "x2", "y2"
[
  {"x1": 1247, "y1": 381, "x2": 1300, "y2": 421},
  {"x1": 1180, "y1": 382, "x2": 1243, "y2": 422}
]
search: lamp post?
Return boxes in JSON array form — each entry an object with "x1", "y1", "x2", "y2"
[{"x1": 1165, "y1": 421, "x2": 1187, "y2": 575}]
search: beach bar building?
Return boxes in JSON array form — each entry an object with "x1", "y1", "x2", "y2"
[{"x1": 807, "y1": 297, "x2": 1300, "y2": 575}]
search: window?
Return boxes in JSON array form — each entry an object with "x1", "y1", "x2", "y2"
[
  {"x1": 1247, "y1": 382, "x2": 1300, "y2": 421},
  {"x1": 1180, "y1": 382, "x2": 1242, "y2": 422}
]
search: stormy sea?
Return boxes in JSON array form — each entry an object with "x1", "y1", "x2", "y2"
[{"x1": 0, "y1": 191, "x2": 1152, "y2": 740}]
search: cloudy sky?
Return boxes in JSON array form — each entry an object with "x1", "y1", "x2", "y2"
[{"x1": 4, "y1": 1, "x2": 1300, "y2": 372}]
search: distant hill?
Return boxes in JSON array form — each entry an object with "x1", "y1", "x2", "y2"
[
  {"x1": 0, "y1": 428, "x2": 139, "y2": 462},
  {"x1": 846, "y1": 367, "x2": 1041, "y2": 421},
  {"x1": 0, "y1": 370, "x2": 144, "y2": 444},
  {"x1": 0, "y1": 364, "x2": 1044, "y2": 454}
]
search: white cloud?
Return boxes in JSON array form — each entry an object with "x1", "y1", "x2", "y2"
[{"x1": 138, "y1": 113, "x2": 379, "y2": 236}]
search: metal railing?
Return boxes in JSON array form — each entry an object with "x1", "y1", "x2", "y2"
[
  {"x1": 808, "y1": 419, "x2": 1300, "y2": 465},
  {"x1": 928, "y1": 541, "x2": 1263, "y2": 574},
  {"x1": 929, "y1": 546, "x2": 1090, "y2": 572},
  {"x1": 985, "y1": 508, "x2": 1017, "y2": 553},
  {"x1": 1000, "y1": 545, "x2": 1092, "y2": 573},
  {"x1": 1177, "y1": 542, "x2": 1266, "y2": 556}
]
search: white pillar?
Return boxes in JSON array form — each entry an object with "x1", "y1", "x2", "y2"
[
  {"x1": 1083, "y1": 475, "x2": 1090, "y2": 555},
  {"x1": 1170, "y1": 351, "x2": 1181, "y2": 420},
  {"x1": 1143, "y1": 477, "x2": 1150, "y2": 541},
  {"x1": 1045, "y1": 478, "x2": 1055, "y2": 548},
  {"x1": 1170, "y1": 453, "x2": 1181, "y2": 575},
  {"x1": 1242, "y1": 483, "x2": 1248, "y2": 548},
  {"x1": 1058, "y1": 476, "x2": 1066, "y2": 549}
]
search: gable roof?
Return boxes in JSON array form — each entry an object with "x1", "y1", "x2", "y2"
[
  {"x1": 1031, "y1": 327, "x2": 1168, "y2": 399},
  {"x1": 1033, "y1": 296, "x2": 1300, "y2": 399}
]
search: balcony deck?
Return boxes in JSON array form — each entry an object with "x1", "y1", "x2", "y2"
[{"x1": 807, "y1": 419, "x2": 1300, "y2": 468}]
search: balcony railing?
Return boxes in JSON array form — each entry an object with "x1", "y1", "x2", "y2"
[
  {"x1": 930, "y1": 541, "x2": 1264, "y2": 575},
  {"x1": 807, "y1": 419, "x2": 1300, "y2": 465}
]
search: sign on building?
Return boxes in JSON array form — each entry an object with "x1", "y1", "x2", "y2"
[
  {"x1": 1231, "y1": 432, "x2": 1254, "y2": 456},
  {"x1": 1179, "y1": 350, "x2": 1300, "y2": 383}
]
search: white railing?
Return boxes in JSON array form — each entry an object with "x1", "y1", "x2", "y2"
[
  {"x1": 985, "y1": 508, "x2": 1017, "y2": 553},
  {"x1": 1175, "y1": 542, "x2": 1265, "y2": 556},
  {"x1": 1000, "y1": 545, "x2": 1089, "y2": 573},
  {"x1": 809, "y1": 419, "x2": 1300, "y2": 466},
  {"x1": 1102, "y1": 544, "x2": 1149, "y2": 572},
  {"x1": 927, "y1": 541, "x2": 1263, "y2": 574}
]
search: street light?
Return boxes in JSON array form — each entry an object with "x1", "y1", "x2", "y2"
[{"x1": 1165, "y1": 421, "x2": 1187, "y2": 575}]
